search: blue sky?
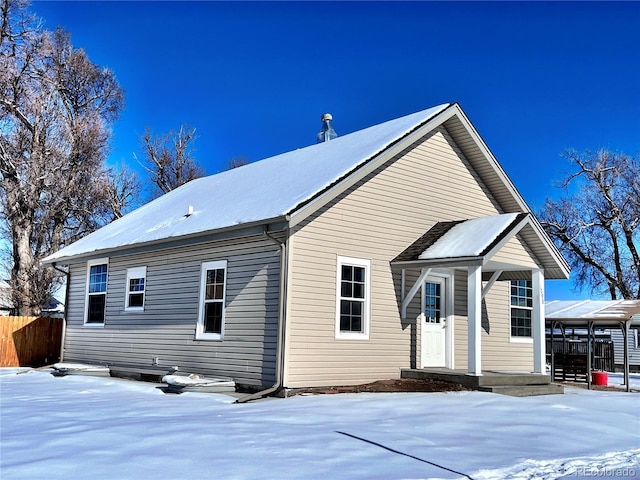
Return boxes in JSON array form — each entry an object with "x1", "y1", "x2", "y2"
[{"x1": 34, "y1": 1, "x2": 639, "y2": 300}]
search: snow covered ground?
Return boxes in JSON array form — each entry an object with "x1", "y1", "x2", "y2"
[{"x1": 1, "y1": 368, "x2": 638, "y2": 480}]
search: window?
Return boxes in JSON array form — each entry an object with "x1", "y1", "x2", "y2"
[
  {"x1": 336, "y1": 256, "x2": 370, "y2": 339},
  {"x1": 196, "y1": 260, "x2": 227, "y2": 340},
  {"x1": 424, "y1": 281, "x2": 442, "y2": 323},
  {"x1": 510, "y1": 280, "x2": 532, "y2": 337},
  {"x1": 85, "y1": 259, "x2": 108, "y2": 325},
  {"x1": 125, "y1": 267, "x2": 146, "y2": 311}
]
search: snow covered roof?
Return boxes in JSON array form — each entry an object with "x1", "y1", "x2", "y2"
[
  {"x1": 393, "y1": 213, "x2": 529, "y2": 263},
  {"x1": 44, "y1": 104, "x2": 450, "y2": 263},
  {"x1": 546, "y1": 300, "x2": 640, "y2": 324},
  {"x1": 419, "y1": 213, "x2": 523, "y2": 259}
]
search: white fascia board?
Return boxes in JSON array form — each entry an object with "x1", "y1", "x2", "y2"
[
  {"x1": 450, "y1": 107, "x2": 570, "y2": 277},
  {"x1": 527, "y1": 214, "x2": 571, "y2": 277},
  {"x1": 482, "y1": 214, "x2": 532, "y2": 263},
  {"x1": 391, "y1": 257, "x2": 484, "y2": 270},
  {"x1": 451, "y1": 105, "x2": 530, "y2": 214},
  {"x1": 288, "y1": 104, "x2": 459, "y2": 229}
]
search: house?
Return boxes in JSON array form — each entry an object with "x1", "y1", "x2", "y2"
[
  {"x1": 611, "y1": 313, "x2": 640, "y2": 372},
  {"x1": 0, "y1": 280, "x2": 13, "y2": 315},
  {"x1": 0, "y1": 280, "x2": 64, "y2": 317},
  {"x1": 43, "y1": 103, "x2": 570, "y2": 394}
]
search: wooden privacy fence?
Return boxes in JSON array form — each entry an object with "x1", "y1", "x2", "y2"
[{"x1": 1, "y1": 316, "x2": 63, "y2": 367}]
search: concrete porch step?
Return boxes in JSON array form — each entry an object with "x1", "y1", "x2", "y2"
[
  {"x1": 477, "y1": 383, "x2": 565, "y2": 397},
  {"x1": 401, "y1": 368, "x2": 564, "y2": 396}
]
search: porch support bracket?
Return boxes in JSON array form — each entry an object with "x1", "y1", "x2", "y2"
[
  {"x1": 401, "y1": 268, "x2": 432, "y2": 319},
  {"x1": 481, "y1": 270, "x2": 503, "y2": 299}
]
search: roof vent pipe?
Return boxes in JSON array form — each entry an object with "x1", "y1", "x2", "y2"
[{"x1": 316, "y1": 113, "x2": 337, "y2": 143}]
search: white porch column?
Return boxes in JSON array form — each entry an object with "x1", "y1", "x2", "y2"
[
  {"x1": 532, "y1": 269, "x2": 545, "y2": 374},
  {"x1": 467, "y1": 265, "x2": 482, "y2": 375}
]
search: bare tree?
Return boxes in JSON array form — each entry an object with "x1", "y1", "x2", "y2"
[
  {"x1": 104, "y1": 164, "x2": 140, "y2": 220},
  {"x1": 539, "y1": 149, "x2": 640, "y2": 299},
  {"x1": 0, "y1": 0, "x2": 132, "y2": 314},
  {"x1": 228, "y1": 155, "x2": 248, "y2": 170},
  {"x1": 136, "y1": 125, "x2": 205, "y2": 198}
]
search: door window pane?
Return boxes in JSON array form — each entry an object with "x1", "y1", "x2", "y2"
[{"x1": 425, "y1": 281, "x2": 441, "y2": 323}]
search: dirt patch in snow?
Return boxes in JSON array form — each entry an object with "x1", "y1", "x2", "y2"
[{"x1": 290, "y1": 378, "x2": 472, "y2": 396}]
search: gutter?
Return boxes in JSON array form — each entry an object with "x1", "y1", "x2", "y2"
[
  {"x1": 52, "y1": 263, "x2": 70, "y2": 363},
  {"x1": 42, "y1": 215, "x2": 290, "y2": 266},
  {"x1": 235, "y1": 226, "x2": 289, "y2": 403}
]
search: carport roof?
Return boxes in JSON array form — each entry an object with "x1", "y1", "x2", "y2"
[{"x1": 545, "y1": 300, "x2": 640, "y2": 325}]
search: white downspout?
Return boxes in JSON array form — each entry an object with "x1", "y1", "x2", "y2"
[{"x1": 236, "y1": 227, "x2": 289, "y2": 403}]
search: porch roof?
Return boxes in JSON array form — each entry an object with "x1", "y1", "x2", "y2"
[{"x1": 391, "y1": 212, "x2": 567, "y2": 279}]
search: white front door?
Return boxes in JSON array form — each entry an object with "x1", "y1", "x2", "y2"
[{"x1": 421, "y1": 277, "x2": 447, "y2": 367}]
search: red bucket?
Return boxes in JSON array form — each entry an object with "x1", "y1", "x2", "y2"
[{"x1": 592, "y1": 371, "x2": 608, "y2": 386}]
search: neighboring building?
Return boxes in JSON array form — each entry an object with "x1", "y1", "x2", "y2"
[
  {"x1": 611, "y1": 320, "x2": 640, "y2": 372},
  {"x1": 0, "y1": 280, "x2": 13, "y2": 315},
  {"x1": 43, "y1": 103, "x2": 569, "y2": 391},
  {"x1": 0, "y1": 280, "x2": 64, "y2": 318}
]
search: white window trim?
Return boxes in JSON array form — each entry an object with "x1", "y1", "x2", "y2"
[
  {"x1": 196, "y1": 260, "x2": 227, "y2": 341},
  {"x1": 335, "y1": 256, "x2": 371, "y2": 340},
  {"x1": 125, "y1": 266, "x2": 147, "y2": 312},
  {"x1": 84, "y1": 258, "x2": 109, "y2": 327},
  {"x1": 510, "y1": 336, "x2": 534, "y2": 344},
  {"x1": 510, "y1": 280, "x2": 533, "y2": 341}
]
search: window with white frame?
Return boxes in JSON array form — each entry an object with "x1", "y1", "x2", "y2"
[
  {"x1": 510, "y1": 279, "x2": 532, "y2": 337},
  {"x1": 85, "y1": 259, "x2": 108, "y2": 325},
  {"x1": 125, "y1": 266, "x2": 146, "y2": 311},
  {"x1": 196, "y1": 260, "x2": 227, "y2": 340},
  {"x1": 336, "y1": 256, "x2": 370, "y2": 339}
]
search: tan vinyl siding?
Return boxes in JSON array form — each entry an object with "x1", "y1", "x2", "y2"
[
  {"x1": 285, "y1": 126, "x2": 521, "y2": 388},
  {"x1": 481, "y1": 281, "x2": 533, "y2": 370},
  {"x1": 453, "y1": 271, "x2": 469, "y2": 370},
  {"x1": 63, "y1": 235, "x2": 280, "y2": 387},
  {"x1": 490, "y1": 235, "x2": 541, "y2": 269},
  {"x1": 452, "y1": 273, "x2": 534, "y2": 371},
  {"x1": 443, "y1": 116, "x2": 524, "y2": 214}
]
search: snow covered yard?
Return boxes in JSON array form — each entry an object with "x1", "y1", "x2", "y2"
[{"x1": 1, "y1": 369, "x2": 638, "y2": 480}]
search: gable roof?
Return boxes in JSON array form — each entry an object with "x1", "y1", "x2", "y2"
[
  {"x1": 393, "y1": 213, "x2": 527, "y2": 263},
  {"x1": 44, "y1": 104, "x2": 450, "y2": 263},
  {"x1": 43, "y1": 103, "x2": 569, "y2": 279},
  {"x1": 390, "y1": 213, "x2": 569, "y2": 279}
]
